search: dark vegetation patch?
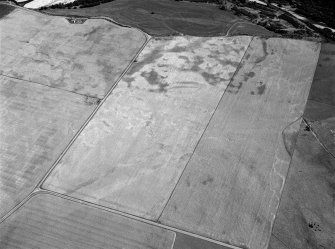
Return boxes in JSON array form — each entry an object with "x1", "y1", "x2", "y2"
[
  {"x1": 42, "y1": 0, "x2": 112, "y2": 9},
  {"x1": 272, "y1": 0, "x2": 335, "y2": 30},
  {"x1": 228, "y1": 0, "x2": 334, "y2": 41},
  {"x1": 182, "y1": 0, "x2": 335, "y2": 41},
  {"x1": 0, "y1": 3, "x2": 15, "y2": 19},
  {"x1": 228, "y1": 1, "x2": 319, "y2": 40}
]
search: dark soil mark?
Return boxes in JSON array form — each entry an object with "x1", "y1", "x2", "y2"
[
  {"x1": 227, "y1": 81, "x2": 243, "y2": 94},
  {"x1": 141, "y1": 70, "x2": 169, "y2": 93},
  {"x1": 243, "y1": 71, "x2": 255, "y2": 81},
  {"x1": 255, "y1": 40, "x2": 269, "y2": 64},
  {"x1": 169, "y1": 46, "x2": 187, "y2": 53},
  {"x1": 65, "y1": 176, "x2": 100, "y2": 196},
  {"x1": 201, "y1": 175, "x2": 214, "y2": 185},
  {"x1": 201, "y1": 72, "x2": 221, "y2": 86},
  {"x1": 127, "y1": 47, "x2": 164, "y2": 76},
  {"x1": 251, "y1": 81, "x2": 266, "y2": 95},
  {"x1": 84, "y1": 96, "x2": 100, "y2": 106},
  {"x1": 257, "y1": 82, "x2": 266, "y2": 95},
  {"x1": 186, "y1": 177, "x2": 191, "y2": 187},
  {"x1": 84, "y1": 26, "x2": 105, "y2": 43},
  {"x1": 97, "y1": 59, "x2": 115, "y2": 84}
]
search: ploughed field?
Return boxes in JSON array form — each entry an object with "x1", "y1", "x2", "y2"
[{"x1": 0, "y1": 2, "x2": 334, "y2": 249}]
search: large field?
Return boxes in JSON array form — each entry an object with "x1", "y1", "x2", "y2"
[
  {"x1": 41, "y1": 0, "x2": 273, "y2": 37},
  {"x1": 0, "y1": 6, "x2": 146, "y2": 98},
  {"x1": 159, "y1": 37, "x2": 320, "y2": 249},
  {"x1": 42, "y1": 35, "x2": 251, "y2": 219},
  {"x1": 0, "y1": 2, "x2": 334, "y2": 249}
]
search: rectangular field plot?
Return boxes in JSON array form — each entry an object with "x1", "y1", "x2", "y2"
[
  {"x1": 0, "y1": 6, "x2": 146, "y2": 98},
  {"x1": 0, "y1": 193, "x2": 175, "y2": 249},
  {"x1": 159, "y1": 38, "x2": 320, "y2": 249},
  {"x1": 43, "y1": 36, "x2": 252, "y2": 219},
  {"x1": 0, "y1": 76, "x2": 97, "y2": 219}
]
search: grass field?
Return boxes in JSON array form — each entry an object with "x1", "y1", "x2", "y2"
[{"x1": 42, "y1": 0, "x2": 272, "y2": 37}]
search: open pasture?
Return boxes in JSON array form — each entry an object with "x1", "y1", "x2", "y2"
[{"x1": 43, "y1": 0, "x2": 270, "y2": 37}]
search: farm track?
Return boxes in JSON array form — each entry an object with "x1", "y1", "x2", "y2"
[
  {"x1": 0, "y1": 72, "x2": 95, "y2": 98},
  {"x1": 225, "y1": 21, "x2": 270, "y2": 36}
]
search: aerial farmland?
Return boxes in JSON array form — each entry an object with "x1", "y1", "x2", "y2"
[{"x1": 0, "y1": 1, "x2": 334, "y2": 249}]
